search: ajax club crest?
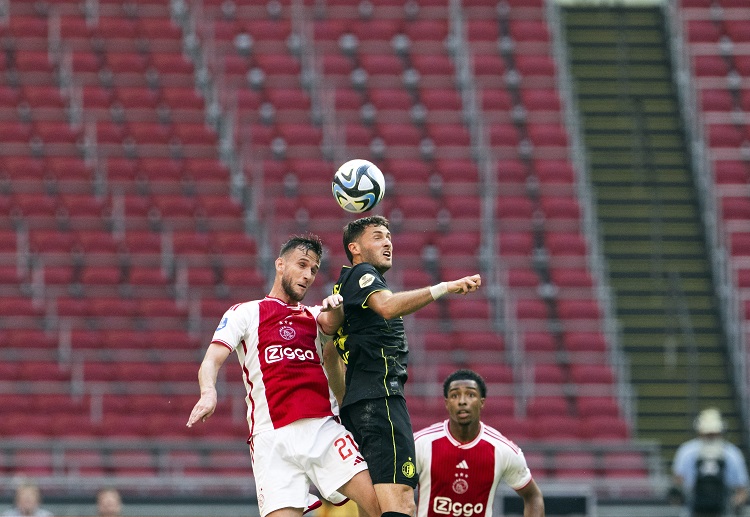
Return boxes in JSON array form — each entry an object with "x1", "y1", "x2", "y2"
[{"x1": 279, "y1": 326, "x2": 296, "y2": 340}]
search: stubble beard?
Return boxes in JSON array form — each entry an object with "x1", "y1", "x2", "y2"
[{"x1": 281, "y1": 275, "x2": 305, "y2": 302}]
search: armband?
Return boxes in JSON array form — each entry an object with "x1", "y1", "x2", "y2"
[{"x1": 429, "y1": 282, "x2": 448, "y2": 300}]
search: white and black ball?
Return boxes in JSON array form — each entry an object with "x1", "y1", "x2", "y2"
[{"x1": 332, "y1": 159, "x2": 385, "y2": 213}]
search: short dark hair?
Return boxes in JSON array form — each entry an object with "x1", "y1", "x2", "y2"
[
  {"x1": 443, "y1": 369, "x2": 487, "y2": 398},
  {"x1": 342, "y1": 215, "x2": 389, "y2": 263},
  {"x1": 279, "y1": 234, "x2": 324, "y2": 261}
]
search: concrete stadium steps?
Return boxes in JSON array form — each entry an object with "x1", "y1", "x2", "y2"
[{"x1": 562, "y1": 6, "x2": 743, "y2": 460}]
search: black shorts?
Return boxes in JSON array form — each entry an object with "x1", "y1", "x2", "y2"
[{"x1": 340, "y1": 396, "x2": 417, "y2": 488}]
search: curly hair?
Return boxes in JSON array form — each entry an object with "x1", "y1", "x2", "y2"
[{"x1": 443, "y1": 369, "x2": 487, "y2": 398}]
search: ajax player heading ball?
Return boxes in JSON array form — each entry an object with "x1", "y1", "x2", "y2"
[{"x1": 332, "y1": 159, "x2": 385, "y2": 213}]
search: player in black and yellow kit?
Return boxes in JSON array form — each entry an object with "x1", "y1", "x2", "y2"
[{"x1": 331, "y1": 215, "x2": 481, "y2": 517}]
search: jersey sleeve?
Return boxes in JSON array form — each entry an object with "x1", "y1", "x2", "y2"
[
  {"x1": 414, "y1": 433, "x2": 429, "y2": 475},
  {"x1": 500, "y1": 446, "x2": 533, "y2": 491},
  {"x1": 343, "y1": 263, "x2": 389, "y2": 308},
  {"x1": 210, "y1": 305, "x2": 248, "y2": 352},
  {"x1": 726, "y1": 444, "x2": 750, "y2": 488}
]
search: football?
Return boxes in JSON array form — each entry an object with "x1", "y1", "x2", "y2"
[{"x1": 332, "y1": 159, "x2": 386, "y2": 213}]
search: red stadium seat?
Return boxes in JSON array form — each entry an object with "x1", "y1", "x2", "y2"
[
  {"x1": 524, "y1": 331, "x2": 557, "y2": 352},
  {"x1": 564, "y1": 332, "x2": 607, "y2": 353},
  {"x1": 553, "y1": 451, "x2": 597, "y2": 478},
  {"x1": 6, "y1": 329, "x2": 57, "y2": 349},
  {"x1": 496, "y1": 196, "x2": 534, "y2": 219},
  {"x1": 526, "y1": 396, "x2": 570, "y2": 418},
  {"x1": 534, "y1": 159, "x2": 576, "y2": 184},
  {"x1": 545, "y1": 232, "x2": 587, "y2": 256},
  {"x1": 714, "y1": 161, "x2": 748, "y2": 184},
  {"x1": 725, "y1": 21, "x2": 750, "y2": 44},
  {"x1": 569, "y1": 363, "x2": 614, "y2": 385},
  {"x1": 722, "y1": 197, "x2": 750, "y2": 220},
  {"x1": 507, "y1": 268, "x2": 539, "y2": 288},
  {"x1": 529, "y1": 414, "x2": 584, "y2": 441},
  {"x1": 581, "y1": 415, "x2": 629, "y2": 441},
  {"x1": 708, "y1": 124, "x2": 746, "y2": 148},
  {"x1": 481, "y1": 89, "x2": 513, "y2": 113},
  {"x1": 693, "y1": 56, "x2": 730, "y2": 77},
  {"x1": 466, "y1": 20, "x2": 501, "y2": 42},
  {"x1": 436, "y1": 159, "x2": 479, "y2": 183},
  {"x1": 557, "y1": 299, "x2": 601, "y2": 320},
  {"x1": 528, "y1": 123, "x2": 568, "y2": 147},
  {"x1": 516, "y1": 299, "x2": 548, "y2": 320},
  {"x1": 534, "y1": 363, "x2": 566, "y2": 384},
  {"x1": 730, "y1": 233, "x2": 750, "y2": 257},
  {"x1": 521, "y1": 89, "x2": 562, "y2": 112},
  {"x1": 700, "y1": 89, "x2": 734, "y2": 112},
  {"x1": 515, "y1": 55, "x2": 556, "y2": 77},
  {"x1": 576, "y1": 396, "x2": 621, "y2": 418},
  {"x1": 550, "y1": 268, "x2": 593, "y2": 288},
  {"x1": 469, "y1": 363, "x2": 513, "y2": 384},
  {"x1": 499, "y1": 232, "x2": 535, "y2": 256},
  {"x1": 509, "y1": 20, "x2": 550, "y2": 43},
  {"x1": 540, "y1": 196, "x2": 581, "y2": 221},
  {"x1": 489, "y1": 124, "x2": 520, "y2": 147}
]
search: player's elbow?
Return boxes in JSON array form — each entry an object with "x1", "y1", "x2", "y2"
[
  {"x1": 370, "y1": 297, "x2": 400, "y2": 320},
  {"x1": 376, "y1": 306, "x2": 398, "y2": 320},
  {"x1": 524, "y1": 492, "x2": 545, "y2": 515}
]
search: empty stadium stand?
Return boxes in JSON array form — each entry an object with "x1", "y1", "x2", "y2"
[{"x1": 0, "y1": 0, "x2": 676, "y2": 508}]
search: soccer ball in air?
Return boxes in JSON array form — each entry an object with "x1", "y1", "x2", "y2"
[{"x1": 332, "y1": 159, "x2": 385, "y2": 213}]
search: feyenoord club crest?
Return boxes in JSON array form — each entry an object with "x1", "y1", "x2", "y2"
[{"x1": 279, "y1": 326, "x2": 296, "y2": 340}]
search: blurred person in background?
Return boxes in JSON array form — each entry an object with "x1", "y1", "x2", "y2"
[
  {"x1": 672, "y1": 407, "x2": 748, "y2": 517},
  {"x1": 2, "y1": 481, "x2": 53, "y2": 517},
  {"x1": 96, "y1": 488, "x2": 122, "y2": 517},
  {"x1": 413, "y1": 369, "x2": 544, "y2": 517}
]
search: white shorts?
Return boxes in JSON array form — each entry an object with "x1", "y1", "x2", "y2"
[{"x1": 250, "y1": 416, "x2": 368, "y2": 517}]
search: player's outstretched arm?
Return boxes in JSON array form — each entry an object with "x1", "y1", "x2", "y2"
[
  {"x1": 186, "y1": 343, "x2": 231, "y2": 427},
  {"x1": 317, "y1": 293, "x2": 344, "y2": 336},
  {"x1": 367, "y1": 274, "x2": 482, "y2": 320},
  {"x1": 516, "y1": 479, "x2": 545, "y2": 517}
]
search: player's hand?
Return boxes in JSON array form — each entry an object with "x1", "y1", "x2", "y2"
[
  {"x1": 321, "y1": 293, "x2": 343, "y2": 312},
  {"x1": 186, "y1": 390, "x2": 218, "y2": 427},
  {"x1": 447, "y1": 274, "x2": 481, "y2": 295}
]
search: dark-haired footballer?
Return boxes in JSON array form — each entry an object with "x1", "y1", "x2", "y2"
[
  {"x1": 329, "y1": 216, "x2": 482, "y2": 517},
  {"x1": 414, "y1": 369, "x2": 545, "y2": 517}
]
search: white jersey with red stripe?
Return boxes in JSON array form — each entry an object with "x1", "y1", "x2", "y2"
[
  {"x1": 211, "y1": 296, "x2": 336, "y2": 436},
  {"x1": 414, "y1": 420, "x2": 533, "y2": 517}
]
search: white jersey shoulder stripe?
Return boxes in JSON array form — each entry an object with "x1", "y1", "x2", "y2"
[{"x1": 483, "y1": 425, "x2": 521, "y2": 455}]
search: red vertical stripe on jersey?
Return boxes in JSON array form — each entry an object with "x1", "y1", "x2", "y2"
[{"x1": 427, "y1": 437, "x2": 496, "y2": 517}]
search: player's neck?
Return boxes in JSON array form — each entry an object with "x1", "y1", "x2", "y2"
[
  {"x1": 449, "y1": 420, "x2": 481, "y2": 444},
  {"x1": 267, "y1": 288, "x2": 299, "y2": 306}
]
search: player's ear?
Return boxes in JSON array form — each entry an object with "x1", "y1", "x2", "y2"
[
  {"x1": 275, "y1": 257, "x2": 284, "y2": 272},
  {"x1": 347, "y1": 241, "x2": 359, "y2": 256}
]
